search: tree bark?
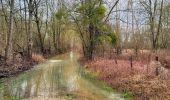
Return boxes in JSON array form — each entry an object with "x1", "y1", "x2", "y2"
[
  {"x1": 27, "y1": 0, "x2": 33, "y2": 58},
  {"x1": 5, "y1": 0, "x2": 14, "y2": 63},
  {"x1": 34, "y1": 3, "x2": 44, "y2": 53}
]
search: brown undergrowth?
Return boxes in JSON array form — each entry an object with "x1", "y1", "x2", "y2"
[
  {"x1": 0, "y1": 53, "x2": 45, "y2": 78},
  {"x1": 79, "y1": 55, "x2": 170, "y2": 100}
]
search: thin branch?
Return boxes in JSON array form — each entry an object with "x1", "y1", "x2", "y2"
[{"x1": 105, "y1": 0, "x2": 120, "y2": 22}]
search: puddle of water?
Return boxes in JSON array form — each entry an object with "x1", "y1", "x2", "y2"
[{"x1": 0, "y1": 52, "x2": 124, "y2": 100}]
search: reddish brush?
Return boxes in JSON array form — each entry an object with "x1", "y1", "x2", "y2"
[
  {"x1": 81, "y1": 58, "x2": 170, "y2": 100},
  {"x1": 32, "y1": 53, "x2": 45, "y2": 63}
]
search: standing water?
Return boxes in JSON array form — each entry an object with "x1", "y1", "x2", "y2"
[{"x1": 0, "y1": 52, "x2": 124, "y2": 100}]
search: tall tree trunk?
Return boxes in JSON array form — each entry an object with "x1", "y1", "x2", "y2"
[
  {"x1": 88, "y1": 23, "x2": 94, "y2": 60},
  {"x1": 155, "y1": 0, "x2": 164, "y2": 48},
  {"x1": 5, "y1": 0, "x2": 14, "y2": 63},
  {"x1": 35, "y1": 13, "x2": 44, "y2": 53},
  {"x1": 34, "y1": 0, "x2": 45, "y2": 53},
  {"x1": 28, "y1": 0, "x2": 33, "y2": 59},
  {"x1": 24, "y1": 0, "x2": 28, "y2": 55}
]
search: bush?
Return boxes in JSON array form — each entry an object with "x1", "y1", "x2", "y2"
[{"x1": 32, "y1": 53, "x2": 45, "y2": 63}]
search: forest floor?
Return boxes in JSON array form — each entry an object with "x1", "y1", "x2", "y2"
[
  {"x1": 79, "y1": 49, "x2": 170, "y2": 100},
  {"x1": 0, "y1": 53, "x2": 44, "y2": 78}
]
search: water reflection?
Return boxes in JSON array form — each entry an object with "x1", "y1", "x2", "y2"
[
  {"x1": 70, "y1": 51, "x2": 73, "y2": 59},
  {"x1": 0, "y1": 52, "x2": 124, "y2": 100}
]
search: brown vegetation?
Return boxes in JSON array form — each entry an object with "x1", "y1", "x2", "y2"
[
  {"x1": 32, "y1": 53, "x2": 45, "y2": 63},
  {"x1": 0, "y1": 53, "x2": 45, "y2": 78},
  {"x1": 80, "y1": 50, "x2": 170, "y2": 100}
]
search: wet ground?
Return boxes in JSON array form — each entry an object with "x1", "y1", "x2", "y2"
[{"x1": 0, "y1": 52, "x2": 124, "y2": 100}]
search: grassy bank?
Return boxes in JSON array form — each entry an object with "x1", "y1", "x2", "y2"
[{"x1": 80, "y1": 65, "x2": 133, "y2": 100}]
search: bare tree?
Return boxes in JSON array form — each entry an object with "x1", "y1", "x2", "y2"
[
  {"x1": 27, "y1": 0, "x2": 34, "y2": 58},
  {"x1": 5, "y1": 0, "x2": 14, "y2": 63},
  {"x1": 140, "y1": 0, "x2": 164, "y2": 49}
]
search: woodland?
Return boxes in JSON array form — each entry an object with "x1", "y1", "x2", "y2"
[{"x1": 0, "y1": 0, "x2": 170, "y2": 100}]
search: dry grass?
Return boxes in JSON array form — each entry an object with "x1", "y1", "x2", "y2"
[
  {"x1": 0, "y1": 53, "x2": 44, "y2": 77},
  {"x1": 80, "y1": 51, "x2": 170, "y2": 100},
  {"x1": 32, "y1": 53, "x2": 45, "y2": 63}
]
